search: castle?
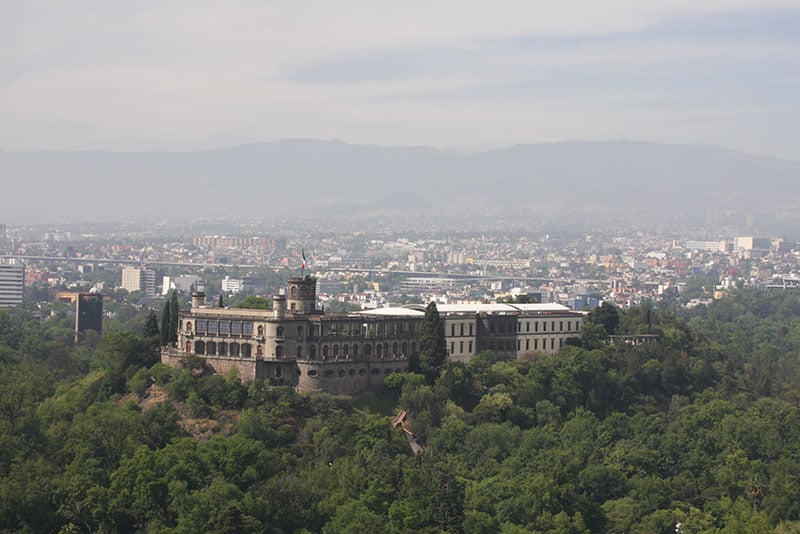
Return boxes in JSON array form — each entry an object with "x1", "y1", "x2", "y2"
[{"x1": 161, "y1": 276, "x2": 587, "y2": 394}]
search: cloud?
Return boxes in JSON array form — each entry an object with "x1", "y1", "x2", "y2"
[{"x1": 0, "y1": 1, "x2": 798, "y2": 157}]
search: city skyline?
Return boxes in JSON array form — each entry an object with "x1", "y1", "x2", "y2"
[{"x1": 1, "y1": 2, "x2": 799, "y2": 160}]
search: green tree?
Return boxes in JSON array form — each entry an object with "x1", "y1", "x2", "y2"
[
  {"x1": 413, "y1": 301, "x2": 447, "y2": 384},
  {"x1": 592, "y1": 302, "x2": 620, "y2": 336},
  {"x1": 143, "y1": 309, "x2": 160, "y2": 338},
  {"x1": 160, "y1": 299, "x2": 171, "y2": 346},
  {"x1": 169, "y1": 290, "x2": 180, "y2": 344}
]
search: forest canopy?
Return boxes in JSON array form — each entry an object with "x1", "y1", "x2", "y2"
[{"x1": 2, "y1": 288, "x2": 800, "y2": 532}]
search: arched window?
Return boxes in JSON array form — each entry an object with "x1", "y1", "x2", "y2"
[
  {"x1": 322, "y1": 345, "x2": 329, "y2": 358},
  {"x1": 207, "y1": 341, "x2": 217, "y2": 355},
  {"x1": 276, "y1": 326, "x2": 284, "y2": 338},
  {"x1": 230, "y1": 343, "x2": 240, "y2": 357},
  {"x1": 296, "y1": 345, "x2": 302, "y2": 358},
  {"x1": 256, "y1": 345, "x2": 264, "y2": 356},
  {"x1": 276, "y1": 346, "x2": 284, "y2": 359},
  {"x1": 194, "y1": 340, "x2": 204, "y2": 354},
  {"x1": 343, "y1": 344, "x2": 349, "y2": 358},
  {"x1": 309, "y1": 345, "x2": 317, "y2": 358},
  {"x1": 383, "y1": 343, "x2": 389, "y2": 357},
  {"x1": 242, "y1": 344, "x2": 251, "y2": 357},
  {"x1": 392, "y1": 342, "x2": 398, "y2": 356},
  {"x1": 257, "y1": 325, "x2": 264, "y2": 337},
  {"x1": 297, "y1": 326, "x2": 303, "y2": 339},
  {"x1": 186, "y1": 341, "x2": 193, "y2": 354},
  {"x1": 364, "y1": 344, "x2": 372, "y2": 357},
  {"x1": 376, "y1": 344, "x2": 382, "y2": 357},
  {"x1": 332, "y1": 345, "x2": 339, "y2": 358},
  {"x1": 353, "y1": 344, "x2": 360, "y2": 358},
  {"x1": 401, "y1": 342, "x2": 407, "y2": 355},
  {"x1": 291, "y1": 286, "x2": 298, "y2": 298},
  {"x1": 218, "y1": 342, "x2": 227, "y2": 356},
  {"x1": 185, "y1": 321, "x2": 192, "y2": 333}
]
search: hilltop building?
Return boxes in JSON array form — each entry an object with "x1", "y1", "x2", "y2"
[
  {"x1": 162, "y1": 275, "x2": 586, "y2": 394},
  {"x1": 0, "y1": 257, "x2": 24, "y2": 308}
]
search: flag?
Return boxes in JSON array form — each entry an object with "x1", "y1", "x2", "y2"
[{"x1": 301, "y1": 250, "x2": 306, "y2": 271}]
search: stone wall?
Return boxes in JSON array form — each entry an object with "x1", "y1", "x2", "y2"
[{"x1": 296, "y1": 357, "x2": 410, "y2": 395}]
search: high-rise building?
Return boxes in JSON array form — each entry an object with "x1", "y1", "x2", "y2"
[
  {"x1": 0, "y1": 224, "x2": 6, "y2": 253},
  {"x1": 0, "y1": 257, "x2": 24, "y2": 307},
  {"x1": 121, "y1": 266, "x2": 157, "y2": 296},
  {"x1": 75, "y1": 290, "x2": 103, "y2": 340}
]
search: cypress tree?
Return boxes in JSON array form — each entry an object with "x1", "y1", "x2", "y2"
[
  {"x1": 160, "y1": 299, "x2": 171, "y2": 346},
  {"x1": 169, "y1": 290, "x2": 180, "y2": 344},
  {"x1": 144, "y1": 309, "x2": 160, "y2": 338},
  {"x1": 415, "y1": 301, "x2": 447, "y2": 383}
]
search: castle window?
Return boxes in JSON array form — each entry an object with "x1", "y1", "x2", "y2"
[
  {"x1": 219, "y1": 342, "x2": 227, "y2": 356},
  {"x1": 196, "y1": 319, "x2": 207, "y2": 334},
  {"x1": 460, "y1": 323, "x2": 464, "y2": 336},
  {"x1": 392, "y1": 342, "x2": 398, "y2": 356},
  {"x1": 276, "y1": 346, "x2": 284, "y2": 359},
  {"x1": 309, "y1": 345, "x2": 317, "y2": 358},
  {"x1": 291, "y1": 287, "x2": 298, "y2": 298},
  {"x1": 257, "y1": 325, "x2": 264, "y2": 337},
  {"x1": 353, "y1": 344, "x2": 360, "y2": 358},
  {"x1": 526, "y1": 321, "x2": 530, "y2": 332},
  {"x1": 401, "y1": 342, "x2": 407, "y2": 355},
  {"x1": 297, "y1": 326, "x2": 303, "y2": 339},
  {"x1": 469, "y1": 341, "x2": 473, "y2": 352},
  {"x1": 230, "y1": 343, "x2": 240, "y2": 357},
  {"x1": 322, "y1": 345, "x2": 329, "y2": 358},
  {"x1": 243, "y1": 322, "x2": 253, "y2": 336},
  {"x1": 460, "y1": 341, "x2": 464, "y2": 353},
  {"x1": 231, "y1": 321, "x2": 242, "y2": 336},
  {"x1": 451, "y1": 324, "x2": 455, "y2": 336},
  {"x1": 185, "y1": 321, "x2": 193, "y2": 333},
  {"x1": 375, "y1": 344, "x2": 382, "y2": 357},
  {"x1": 219, "y1": 321, "x2": 230, "y2": 335},
  {"x1": 333, "y1": 345, "x2": 339, "y2": 358},
  {"x1": 207, "y1": 341, "x2": 217, "y2": 355},
  {"x1": 242, "y1": 344, "x2": 252, "y2": 357},
  {"x1": 308, "y1": 369, "x2": 317, "y2": 377},
  {"x1": 276, "y1": 326, "x2": 284, "y2": 338},
  {"x1": 343, "y1": 344, "x2": 349, "y2": 357},
  {"x1": 194, "y1": 340, "x2": 204, "y2": 354},
  {"x1": 450, "y1": 342, "x2": 454, "y2": 354},
  {"x1": 257, "y1": 345, "x2": 264, "y2": 357},
  {"x1": 469, "y1": 324, "x2": 473, "y2": 336}
]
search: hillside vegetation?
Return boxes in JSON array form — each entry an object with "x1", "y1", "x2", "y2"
[{"x1": 3, "y1": 289, "x2": 800, "y2": 532}]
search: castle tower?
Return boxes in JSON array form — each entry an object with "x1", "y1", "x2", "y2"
[{"x1": 286, "y1": 276, "x2": 317, "y2": 315}]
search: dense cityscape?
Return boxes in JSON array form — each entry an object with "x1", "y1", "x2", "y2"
[{"x1": 3, "y1": 221, "x2": 799, "y2": 314}]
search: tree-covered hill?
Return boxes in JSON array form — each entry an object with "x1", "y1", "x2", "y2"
[{"x1": 3, "y1": 289, "x2": 800, "y2": 532}]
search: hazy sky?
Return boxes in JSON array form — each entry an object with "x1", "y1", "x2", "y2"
[{"x1": 2, "y1": 1, "x2": 799, "y2": 158}]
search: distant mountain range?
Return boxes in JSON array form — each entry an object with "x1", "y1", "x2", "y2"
[{"x1": 2, "y1": 139, "x2": 799, "y2": 231}]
